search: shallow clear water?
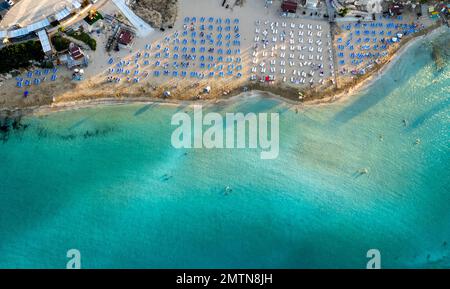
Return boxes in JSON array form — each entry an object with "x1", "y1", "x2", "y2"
[{"x1": 0, "y1": 29, "x2": 449, "y2": 268}]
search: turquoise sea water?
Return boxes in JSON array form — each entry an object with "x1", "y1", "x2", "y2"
[{"x1": 0, "y1": 30, "x2": 449, "y2": 268}]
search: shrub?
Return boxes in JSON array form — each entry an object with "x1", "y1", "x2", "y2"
[
  {"x1": 51, "y1": 35, "x2": 71, "y2": 51},
  {"x1": 0, "y1": 41, "x2": 45, "y2": 73}
]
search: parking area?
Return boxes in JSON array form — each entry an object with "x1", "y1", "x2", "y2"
[{"x1": 0, "y1": 0, "x2": 73, "y2": 28}]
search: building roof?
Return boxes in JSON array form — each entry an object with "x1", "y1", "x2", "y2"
[
  {"x1": 118, "y1": 29, "x2": 134, "y2": 45},
  {"x1": 69, "y1": 44, "x2": 84, "y2": 60},
  {"x1": 0, "y1": 30, "x2": 6, "y2": 38},
  {"x1": 281, "y1": 0, "x2": 298, "y2": 13},
  {"x1": 37, "y1": 29, "x2": 52, "y2": 53},
  {"x1": 55, "y1": 8, "x2": 71, "y2": 21},
  {"x1": 27, "y1": 19, "x2": 51, "y2": 32},
  {"x1": 8, "y1": 27, "x2": 29, "y2": 38},
  {"x1": 72, "y1": 0, "x2": 81, "y2": 9}
]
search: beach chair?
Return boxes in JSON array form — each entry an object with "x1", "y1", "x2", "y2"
[
  {"x1": 208, "y1": 17, "x2": 214, "y2": 23},
  {"x1": 181, "y1": 71, "x2": 187, "y2": 77}
]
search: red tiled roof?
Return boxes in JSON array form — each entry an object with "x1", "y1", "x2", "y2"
[
  {"x1": 281, "y1": 1, "x2": 298, "y2": 13},
  {"x1": 118, "y1": 29, "x2": 134, "y2": 45},
  {"x1": 69, "y1": 45, "x2": 84, "y2": 60}
]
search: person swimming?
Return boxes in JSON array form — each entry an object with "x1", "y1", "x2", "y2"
[{"x1": 224, "y1": 186, "x2": 232, "y2": 195}]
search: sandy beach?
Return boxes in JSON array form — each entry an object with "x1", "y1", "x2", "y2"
[{"x1": 0, "y1": 0, "x2": 446, "y2": 114}]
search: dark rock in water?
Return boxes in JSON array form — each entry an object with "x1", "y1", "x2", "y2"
[
  {"x1": 431, "y1": 42, "x2": 446, "y2": 71},
  {"x1": 0, "y1": 113, "x2": 28, "y2": 143}
]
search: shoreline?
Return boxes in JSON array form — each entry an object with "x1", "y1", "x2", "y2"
[{"x1": 0, "y1": 22, "x2": 447, "y2": 118}]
